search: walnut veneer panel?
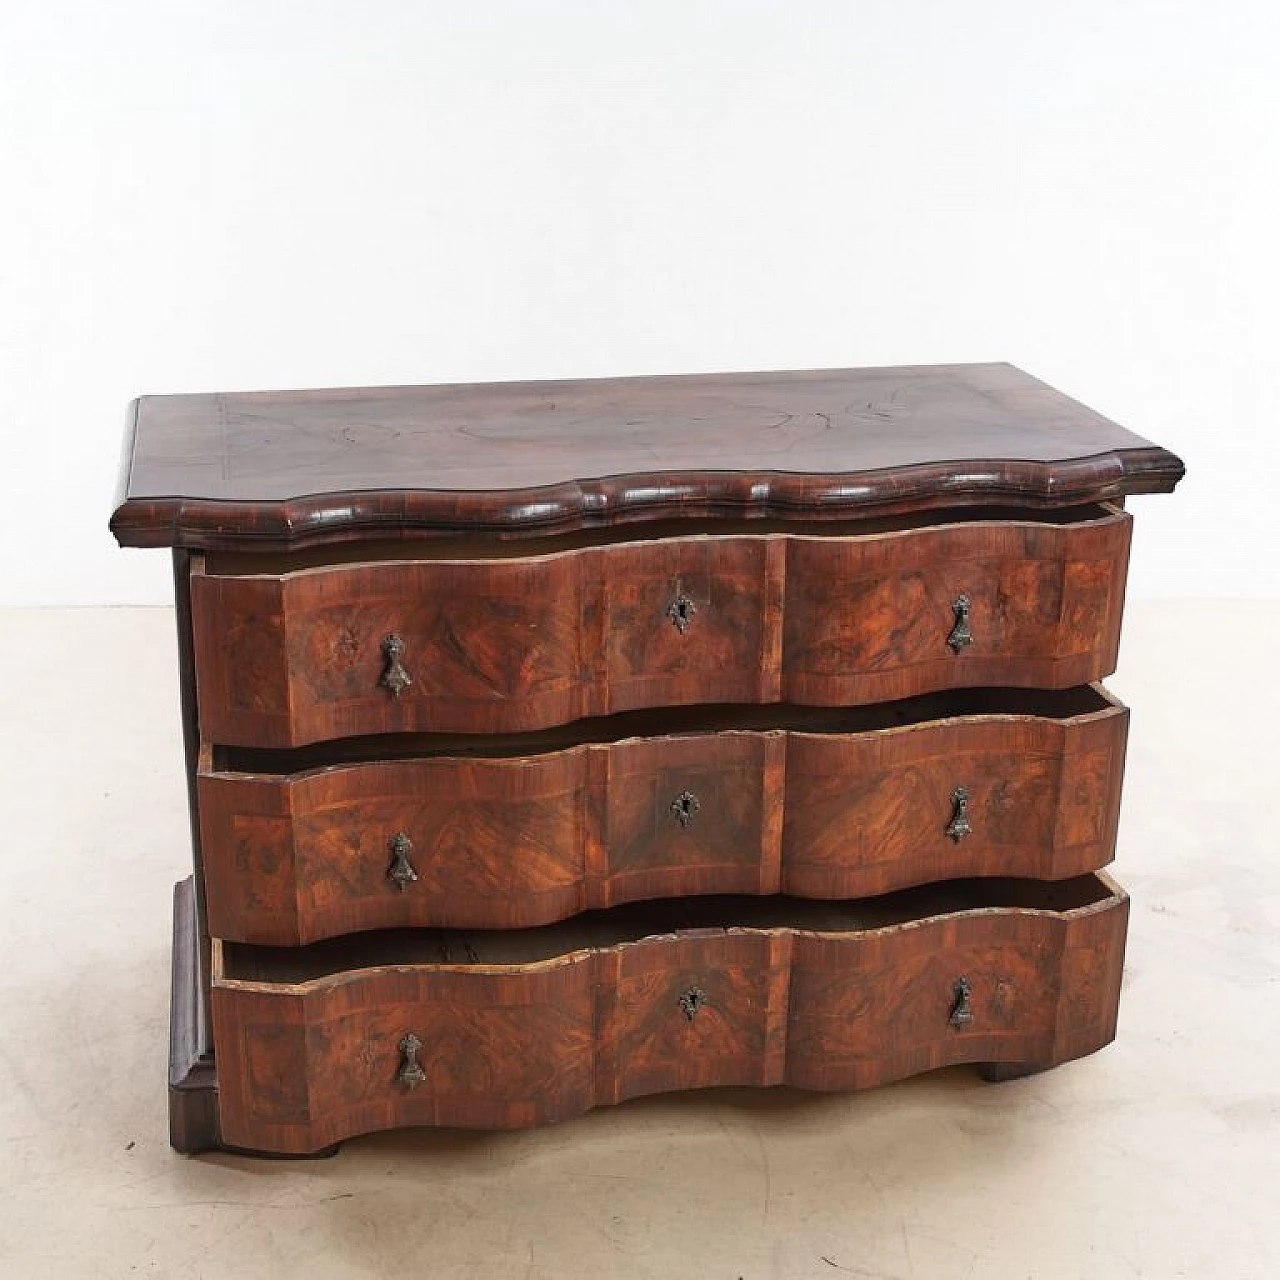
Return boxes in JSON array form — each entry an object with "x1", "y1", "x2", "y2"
[
  {"x1": 200, "y1": 689, "x2": 1127, "y2": 944},
  {"x1": 783, "y1": 511, "x2": 1131, "y2": 707},
  {"x1": 110, "y1": 364, "x2": 1183, "y2": 549},
  {"x1": 211, "y1": 875, "x2": 1128, "y2": 1154},
  {"x1": 189, "y1": 509, "x2": 1131, "y2": 748}
]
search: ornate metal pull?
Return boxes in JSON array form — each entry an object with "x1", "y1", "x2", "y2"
[
  {"x1": 387, "y1": 832, "x2": 418, "y2": 890},
  {"x1": 949, "y1": 978, "x2": 973, "y2": 1028},
  {"x1": 666, "y1": 592, "x2": 697, "y2": 634},
  {"x1": 947, "y1": 594, "x2": 973, "y2": 653},
  {"x1": 670, "y1": 790, "x2": 701, "y2": 828},
  {"x1": 945, "y1": 787, "x2": 972, "y2": 843},
  {"x1": 678, "y1": 987, "x2": 708, "y2": 1021},
  {"x1": 380, "y1": 633, "x2": 412, "y2": 697},
  {"x1": 397, "y1": 1032, "x2": 426, "y2": 1088}
]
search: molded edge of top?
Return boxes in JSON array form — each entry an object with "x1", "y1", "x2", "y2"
[
  {"x1": 110, "y1": 448, "x2": 1184, "y2": 550},
  {"x1": 110, "y1": 365, "x2": 1185, "y2": 550}
]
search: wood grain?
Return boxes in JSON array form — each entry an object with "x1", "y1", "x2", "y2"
[
  {"x1": 109, "y1": 364, "x2": 1184, "y2": 550},
  {"x1": 200, "y1": 688, "x2": 1128, "y2": 944},
  {"x1": 190, "y1": 508, "x2": 1131, "y2": 747},
  {"x1": 211, "y1": 874, "x2": 1129, "y2": 1154}
]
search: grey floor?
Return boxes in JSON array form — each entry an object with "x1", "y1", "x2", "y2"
[{"x1": 1, "y1": 602, "x2": 1275, "y2": 1279}]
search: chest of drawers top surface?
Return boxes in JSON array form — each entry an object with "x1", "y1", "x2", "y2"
[{"x1": 110, "y1": 363, "x2": 1182, "y2": 550}]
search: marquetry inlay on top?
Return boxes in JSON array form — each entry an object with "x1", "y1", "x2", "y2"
[{"x1": 111, "y1": 362, "x2": 1183, "y2": 549}]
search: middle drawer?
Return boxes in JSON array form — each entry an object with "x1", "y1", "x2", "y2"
[{"x1": 201, "y1": 686, "x2": 1127, "y2": 945}]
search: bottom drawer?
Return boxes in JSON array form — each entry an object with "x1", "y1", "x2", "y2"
[{"x1": 212, "y1": 873, "x2": 1128, "y2": 1154}]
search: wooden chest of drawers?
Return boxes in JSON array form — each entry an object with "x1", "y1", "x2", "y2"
[{"x1": 111, "y1": 363, "x2": 1182, "y2": 1156}]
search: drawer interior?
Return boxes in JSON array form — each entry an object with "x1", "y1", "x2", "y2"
[
  {"x1": 217, "y1": 873, "x2": 1121, "y2": 986},
  {"x1": 212, "y1": 683, "x2": 1120, "y2": 775},
  {"x1": 204, "y1": 502, "x2": 1121, "y2": 576}
]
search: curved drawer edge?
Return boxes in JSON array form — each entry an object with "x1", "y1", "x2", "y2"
[
  {"x1": 189, "y1": 509, "x2": 1133, "y2": 748},
  {"x1": 200, "y1": 687, "x2": 1129, "y2": 944},
  {"x1": 210, "y1": 874, "x2": 1128, "y2": 1154}
]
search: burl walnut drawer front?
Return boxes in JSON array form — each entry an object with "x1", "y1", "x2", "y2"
[
  {"x1": 190, "y1": 507, "x2": 1131, "y2": 749},
  {"x1": 211, "y1": 875, "x2": 1128, "y2": 1154},
  {"x1": 200, "y1": 687, "x2": 1127, "y2": 945}
]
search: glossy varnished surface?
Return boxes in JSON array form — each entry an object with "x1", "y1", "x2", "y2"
[
  {"x1": 110, "y1": 364, "x2": 1183, "y2": 548},
  {"x1": 199, "y1": 688, "x2": 1128, "y2": 945},
  {"x1": 210, "y1": 875, "x2": 1128, "y2": 1154},
  {"x1": 189, "y1": 509, "x2": 1131, "y2": 747}
]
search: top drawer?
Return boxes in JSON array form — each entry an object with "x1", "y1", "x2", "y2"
[{"x1": 190, "y1": 506, "x2": 1131, "y2": 748}]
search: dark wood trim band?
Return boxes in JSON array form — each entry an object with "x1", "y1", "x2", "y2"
[
  {"x1": 168, "y1": 877, "x2": 219, "y2": 1154},
  {"x1": 112, "y1": 448, "x2": 1182, "y2": 551}
]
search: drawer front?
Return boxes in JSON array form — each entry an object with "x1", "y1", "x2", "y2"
[
  {"x1": 191, "y1": 539, "x2": 771, "y2": 748},
  {"x1": 214, "y1": 966, "x2": 599, "y2": 1152},
  {"x1": 785, "y1": 915, "x2": 1059, "y2": 1092},
  {"x1": 599, "y1": 934, "x2": 780, "y2": 1102},
  {"x1": 190, "y1": 511, "x2": 1130, "y2": 748},
  {"x1": 200, "y1": 695, "x2": 1126, "y2": 945},
  {"x1": 212, "y1": 879, "x2": 1128, "y2": 1153},
  {"x1": 786, "y1": 889, "x2": 1128, "y2": 1093},
  {"x1": 783, "y1": 515, "x2": 1131, "y2": 705},
  {"x1": 781, "y1": 695, "x2": 1128, "y2": 900},
  {"x1": 200, "y1": 732, "x2": 774, "y2": 944}
]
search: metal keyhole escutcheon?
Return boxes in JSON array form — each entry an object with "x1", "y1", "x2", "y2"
[
  {"x1": 945, "y1": 788, "x2": 972, "y2": 843},
  {"x1": 380, "y1": 633, "x2": 412, "y2": 697},
  {"x1": 397, "y1": 1033, "x2": 426, "y2": 1088},
  {"x1": 947, "y1": 595, "x2": 973, "y2": 653},
  {"x1": 949, "y1": 978, "x2": 973, "y2": 1028},
  {"x1": 666, "y1": 593, "x2": 696, "y2": 634},
  {"x1": 678, "y1": 987, "x2": 709, "y2": 1021},
  {"x1": 387, "y1": 832, "x2": 418, "y2": 890},
  {"x1": 671, "y1": 790, "x2": 700, "y2": 828}
]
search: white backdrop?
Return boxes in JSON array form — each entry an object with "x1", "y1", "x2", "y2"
[{"x1": 1, "y1": 1, "x2": 1275, "y2": 607}]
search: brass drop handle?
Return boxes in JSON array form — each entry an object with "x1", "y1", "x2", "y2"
[
  {"x1": 945, "y1": 788, "x2": 972, "y2": 843},
  {"x1": 387, "y1": 832, "x2": 418, "y2": 890},
  {"x1": 947, "y1": 594, "x2": 973, "y2": 653},
  {"x1": 678, "y1": 987, "x2": 709, "y2": 1021},
  {"x1": 670, "y1": 790, "x2": 701, "y2": 828},
  {"x1": 380, "y1": 633, "x2": 412, "y2": 697},
  {"x1": 666, "y1": 592, "x2": 696, "y2": 634},
  {"x1": 397, "y1": 1033, "x2": 426, "y2": 1088},
  {"x1": 949, "y1": 978, "x2": 973, "y2": 1028}
]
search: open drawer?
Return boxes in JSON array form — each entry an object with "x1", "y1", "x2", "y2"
[
  {"x1": 200, "y1": 685, "x2": 1128, "y2": 945},
  {"x1": 211, "y1": 872, "x2": 1129, "y2": 1154},
  {"x1": 190, "y1": 504, "x2": 1131, "y2": 748}
]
